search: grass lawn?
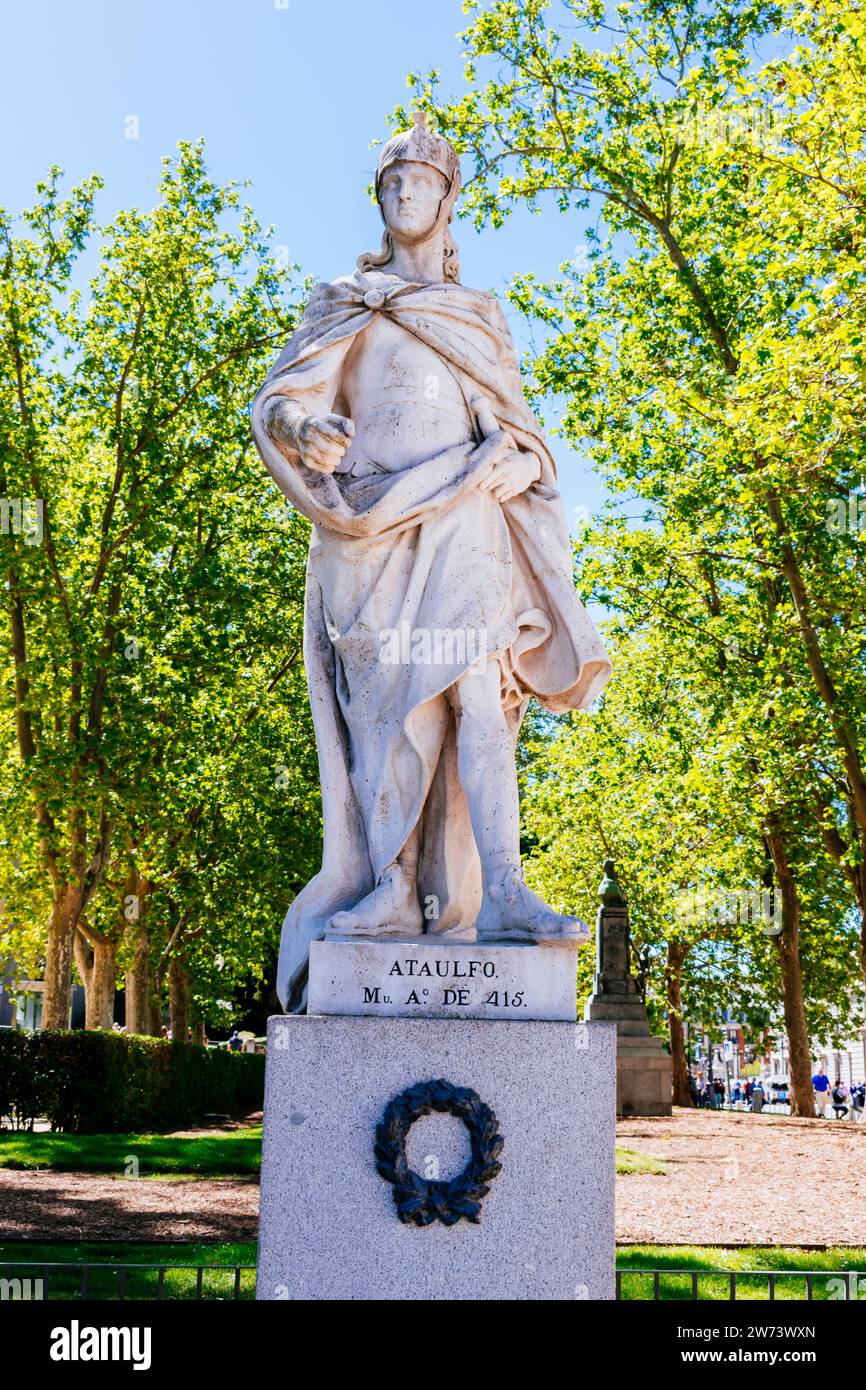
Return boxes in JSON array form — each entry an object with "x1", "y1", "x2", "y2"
[
  {"x1": 2, "y1": 1241, "x2": 864, "y2": 1300},
  {"x1": 615, "y1": 1147, "x2": 666, "y2": 1175},
  {"x1": 0, "y1": 1128, "x2": 262, "y2": 1178},
  {"x1": 1, "y1": 1129, "x2": 654, "y2": 1180},
  {"x1": 618, "y1": 1245, "x2": 866, "y2": 1300},
  {"x1": 0, "y1": 1241, "x2": 258, "y2": 1300}
]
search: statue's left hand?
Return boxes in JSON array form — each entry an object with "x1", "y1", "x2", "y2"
[{"x1": 478, "y1": 449, "x2": 541, "y2": 502}]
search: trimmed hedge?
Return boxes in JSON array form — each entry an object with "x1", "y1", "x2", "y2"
[{"x1": 0, "y1": 1030, "x2": 265, "y2": 1133}]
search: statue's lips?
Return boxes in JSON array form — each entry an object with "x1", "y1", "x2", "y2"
[{"x1": 386, "y1": 211, "x2": 433, "y2": 232}]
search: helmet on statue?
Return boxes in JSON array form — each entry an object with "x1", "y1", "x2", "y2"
[{"x1": 375, "y1": 110, "x2": 462, "y2": 206}]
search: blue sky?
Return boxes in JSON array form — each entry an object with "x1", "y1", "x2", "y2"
[{"x1": 2, "y1": 0, "x2": 609, "y2": 520}]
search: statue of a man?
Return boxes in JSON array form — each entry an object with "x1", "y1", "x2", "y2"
[{"x1": 252, "y1": 114, "x2": 611, "y2": 1011}]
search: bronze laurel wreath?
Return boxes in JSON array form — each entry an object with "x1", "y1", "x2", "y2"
[{"x1": 374, "y1": 1078, "x2": 504, "y2": 1226}]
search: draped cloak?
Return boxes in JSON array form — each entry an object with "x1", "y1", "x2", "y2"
[{"x1": 251, "y1": 269, "x2": 612, "y2": 1011}]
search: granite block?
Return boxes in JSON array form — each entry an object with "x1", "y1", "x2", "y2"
[{"x1": 257, "y1": 1014, "x2": 616, "y2": 1300}]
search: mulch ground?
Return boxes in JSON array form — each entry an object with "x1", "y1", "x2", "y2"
[
  {"x1": 0, "y1": 1170, "x2": 260, "y2": 1242},
  {"x1": 617, "y1": 1107, "x2": 866, "y2": 1247},
  {"x1": 2, "y1": 1107, "x2": 863, "y2": 1245}
]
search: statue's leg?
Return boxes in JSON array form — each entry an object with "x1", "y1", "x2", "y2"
[
  {"x1": 326, "y1": 693, "x2": 452, "y2": 938},
  {"x1": 449, "y1": 662, "x2": 589, "y2": 943},
  {"x1": 327, "y1": 823, "x2": 424, "y2": 938},
  {"x1": 447, "y1": 660, "x2": 521, "y2": 867}
]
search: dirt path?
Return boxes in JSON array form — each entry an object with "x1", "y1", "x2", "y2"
[
  {"x1": 2, "y1": 1108, "x2": 863, "y2": 1246},
  {"x1": 0, "y1": 1171, "x2": 259, "y2": 1243},
  {"x1": 617, "y1": 1107, "x2": 866, "y2": 1246}
]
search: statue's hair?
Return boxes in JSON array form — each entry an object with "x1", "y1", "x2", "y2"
[
  {"x1": 442, "y1": 227, "x2": 460, "y2": 283},
  {"x1": 357, "y1": 226, "x2": 461, "y2": 284}
]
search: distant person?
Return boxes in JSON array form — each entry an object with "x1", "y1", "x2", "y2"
[
  {"x1": 228, "y1": 1030, "x2": 242, "y2": 1053},
  {"x1": 732, "y1": 1082, "x2": 742, "y2": 1108},
  {"x1": 831, "y1": 1080, "x2": 849, "y2": 1119},
  {"x1": 750, "y1": 1081, "x2": 764, "y2": 1113},
  {"x1": 852, "y1": 1085, "x2": 865, "y2": 1124},
  {"x1": 812, "y1": 1066, "x2": 831, "y2": 1117}
]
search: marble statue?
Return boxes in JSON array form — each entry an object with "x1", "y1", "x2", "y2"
[{"x1": 252, "y1": 114, "x2": 612, "y2": 1011}]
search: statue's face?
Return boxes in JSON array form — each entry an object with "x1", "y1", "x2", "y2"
[{"x1": 378, "y1": 160, "x2": 449, "y2": 242}]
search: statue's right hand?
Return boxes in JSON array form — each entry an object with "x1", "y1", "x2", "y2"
[{"x1": 297, "y1": 413, "x2": 355, "y2": 474}]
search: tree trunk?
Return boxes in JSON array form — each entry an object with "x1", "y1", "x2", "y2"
[
  {"x1": 190, "y1": 1018, "x2": 206, "y2": 1047},
  {"x1": 123, "y1": 873, "x2": 153, "y2": 1035},
  {"x1": 766, "y1": 497, "x2": 866, "y2": 835},
  {"x1": 814, "y1": 798, "x2": 866, "y2": 1024},
  {"x1": 666, "y1": 939, "x2": 693, "y2": 1107},
  {"x1": 846, "y1": 865, "x2": 866, "y2": 1029},
  {"x1": 42, "y1": 887, "x2": 79, "y2": 1030},
  {"x1": 74, "y1": 930, "x2": 117, "y2": 1031},
  {"x1": 169, "y1": 956, "x2": 190, "y2": 1042},
  {"x1": 765, "y1": 826, "x2": 815, "y2": 1118},
  {"x1": 148, "y1": 964, "x2": 165, "y2": 1036},
  {"x1": 849, "y1": 872, "x2": 866, "y2": 1036},
  {"x1": 124, "y1": 923, "x2": 151, "y2": 1035}
]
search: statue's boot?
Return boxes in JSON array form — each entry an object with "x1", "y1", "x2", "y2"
[
  {"x1": 475, "y1": 864, "x2": 590, "y2": 944},
  {"x1": 328, "y1": 861, "x2": 423, "y2": 939}
]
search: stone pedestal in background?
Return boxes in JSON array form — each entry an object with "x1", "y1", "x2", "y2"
[
  {"x1": 256, "y1": 1011, "x2": 615, "y2": 1301},
  {"x1": 583, "y1": 862, "x2": 672, "y2": 1117}
]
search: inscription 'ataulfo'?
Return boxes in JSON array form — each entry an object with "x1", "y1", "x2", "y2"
[{"x1": 387, "y1": 957, "x2": 497, "y2": 978}]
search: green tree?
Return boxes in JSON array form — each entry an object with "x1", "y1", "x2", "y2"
[
  {"x1": 76, "y1": 489, "x2": 320, "y2": 1037},
  {"x1": 413, "y1": 0, "x2": 865, "y2": 1113},
  {"x1": 0, "y1": 143, "x2": 313, "y2": 1029}
]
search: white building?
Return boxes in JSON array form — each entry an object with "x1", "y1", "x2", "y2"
[{"x1": 765, "y1": 1028, "x2": 866, "y2": 1089}]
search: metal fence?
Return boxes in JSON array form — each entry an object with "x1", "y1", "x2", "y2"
[
  {"x1": 616, "y1": 1269, "x2": 865, "y2": 1301},
  {"x1": 2, "y1": 1262, "x2": 863, "y2": 1301},
  {"x1": 0, "y1": 1261, "x2": 256, "y2": 1301}
]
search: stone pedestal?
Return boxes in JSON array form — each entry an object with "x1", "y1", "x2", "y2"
[
  {"x1": 583, "y1": 862, "x2": 672, "y2": 1117},
  {"x1": 584, "y1": 995, "x2": 673, "y2": 1117},
  {"x1": 256, "y1": 1011, "x2": 616, "y2": 1301}
]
